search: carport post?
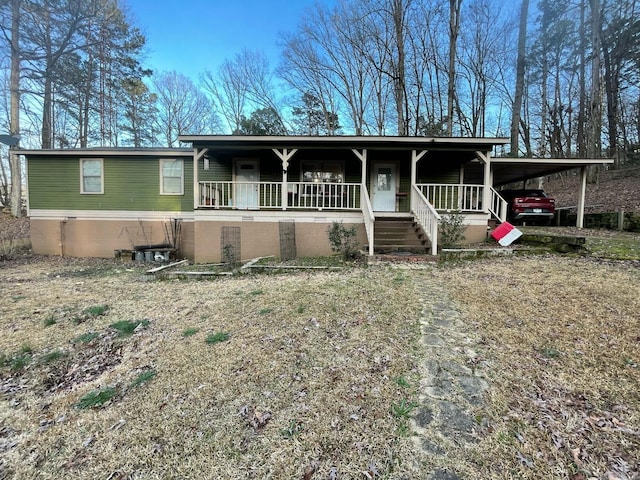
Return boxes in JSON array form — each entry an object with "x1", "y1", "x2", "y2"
[
  {"x1": 576, "y1": 166, "x2": 587, "y2": 228},
  {"x1": 476, "y1": 151, "x2": 491, "y2": 213}
]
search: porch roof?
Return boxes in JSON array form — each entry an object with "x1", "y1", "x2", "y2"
[{"x1": 178, "y1": 134, "x2": 509, "y2": 151}]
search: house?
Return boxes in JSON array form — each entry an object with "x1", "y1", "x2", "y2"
[{"x1": 23, "y1": 136, "x2": 613, "y2": 262}]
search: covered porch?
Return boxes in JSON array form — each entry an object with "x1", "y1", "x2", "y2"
[{"x1": 179, "y1": 135, "x2": 613, "y2": 257}]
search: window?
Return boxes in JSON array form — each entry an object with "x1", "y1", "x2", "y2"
[
  {"x1": 301, "y1": 162, "x2": 343, "y2": 183},
  {"x1": 377, "y1": 167, "x2": 392, "y2": 191},
  {"x1": 80, "y1": 158, "x2": 103, "y2": 194},
  {"x1": 160, "y1": 159, "x2": 183, "y2": 195}
]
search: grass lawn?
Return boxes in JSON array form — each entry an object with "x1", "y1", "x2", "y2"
[
  {"x1": 0, "y1": 258, "x2": 423, "y2": 478},
  {"x1": 432, "y1": 255, "x2": 640, "y2": 479},
  {"x1": 1, "y1": 253, "x2": 638, "y2": 478}
]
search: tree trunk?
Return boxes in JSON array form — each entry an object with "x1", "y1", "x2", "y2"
[
  {"x1": 577, "y1": 0, "x2": 587, "y2": 157},
  {"x1": 392, "y1": 0, "x2": 407, "y2": 136},
  {"x1": 588, "y1": 0, "x2": 602, "y2": 159},
  {"x1": 446, "y1": 0, "x2": 462, "y2": 136},
  {"x1": 510, "y1": 0, "x2": 529, "y2": 157},
  {"x1": 9, "y1": 0, "x2": 21, "y2": 217}
]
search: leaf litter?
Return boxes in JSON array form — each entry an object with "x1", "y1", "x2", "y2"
[{"x1": 1, "y1": 253, "x2": 639, "y2": 478}]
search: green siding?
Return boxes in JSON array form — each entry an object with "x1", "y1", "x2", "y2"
[
  {"x1": 200, "y1": 157, "x2": 232, "y2": 182},
  {"x1": 417, "y1": 163, "x2": 460, "y2": 184},
  {"x1": 28, "y1": 155, "x2": 193, "y2": 211},
  {"x1": 398, "y1": 161, "x2": 411, "y2": 212},
  {"x1": 344, "y1": 161, "x2": 361, "y2": 184}
]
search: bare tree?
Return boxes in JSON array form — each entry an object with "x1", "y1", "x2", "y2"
[
  {"x1": 279, "y1": 1, "x2": 373, "y2": 135},
  {"x1": 446, "y1": 0, "x2": 463, "y2": 135},
  {"x1": 510, "y1": 0, "x2": 529, "y2": 156},
  {"x1": 202, "y1": 59, "x2": 248, "y2": 135},
  {"x1": 152, "y1": 71, "x2": 213, "y2": 147}
]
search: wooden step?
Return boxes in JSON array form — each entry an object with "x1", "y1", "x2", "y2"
[{"x1": 373, "y1": 218, "x2": 429, "y2": 253}]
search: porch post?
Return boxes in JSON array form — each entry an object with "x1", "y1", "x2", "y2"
[
  {"x1": 282, "y1": 168, "x2": 288, "y2": 211},
  {"x1": 273, "y1": 148, "x2": 298, "y2": 210},
  {"x1": 193, "y1": 148, "x2": 208, "y2": 209},
  {"x1": 411, "y1": 150, "x2": 427, "y2": 211},
  {"x1": 577, "y1": 166, "x2": 587, "y2": 228},
  {"x1": 351, "y1": 149, "x2": 367, "y2": 185},
  {"x1": 477, "y1": 150, "x2": 491, "y2": 213}
]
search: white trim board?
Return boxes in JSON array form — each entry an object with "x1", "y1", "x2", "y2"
[{"x1": 29, "y1": 209, "x2": 195, "y2": 222}]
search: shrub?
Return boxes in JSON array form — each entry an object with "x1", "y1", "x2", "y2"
[
  {"x1": 327, "y1": 221, "x2": 360, "y2": 260},
  {"x1": 439, "y1": 210, "x2": 466, "y2": 249}
]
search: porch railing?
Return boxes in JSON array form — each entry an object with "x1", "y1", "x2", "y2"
[
  {"x1": 199, "y1": 181, "x2": 361, "y2": 210},
  {"x1": 199, "y1": 181, "x2": 282, "y2": 209},
  {"x1": 360, "y1": 184, "x2": 375, "y2": 255},
  {"x1": 417, "y1": 183, "x2": 484, "y2": 212},
  {"x1": 489, "y1": 187, "x2": 508, "y2": 223},
  {"x1": 287, "y1": 182, "x2": 361, "y2": 210},
  {"x1": 412, "y1": 185, "x2": 441, "y2": 255}
]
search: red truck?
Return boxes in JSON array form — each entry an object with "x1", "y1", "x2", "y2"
[{"x1": 499, "y1": 189, "x2": 556, "y2": 225}]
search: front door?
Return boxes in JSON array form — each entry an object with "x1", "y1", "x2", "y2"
[
  {"x1": 234, "y1": 159, "x2": 259, "y2": 209},
  {"x1": 371, "y1": 163, "x2": 397, "y2": 211}
]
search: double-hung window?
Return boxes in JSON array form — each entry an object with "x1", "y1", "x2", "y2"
[
  {"x1": 160, "y1": 159, "x2": 184, "y2": 195},
  {"x1": 80, "y1": 158, "x2": 104, "y2": 194}
]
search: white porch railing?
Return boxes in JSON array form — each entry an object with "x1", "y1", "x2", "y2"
[
  {"x1": 412, "y1": 185, "x2": 441, "y2": 255},
  {"x1": 360, "y1": 184, "x2": 375, "y2": 255},
  {"x1": 199, "y1": 181, "x2": 282, "y2": 209},
  {"x1": 198, "y1": 181, "x2": 361, "y2": 210},
  {"x1": 287, "y1": 182, "x2": 361, "y2": 210},
  {"x1": 489, "y1": 187, "x2": 508, "y2": 223},
  {"x1": 417, "y1": 183, "x2": 484, "y2": 212}
]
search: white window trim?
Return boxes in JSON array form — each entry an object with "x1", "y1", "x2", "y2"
[
  {"x1": 160, "y1": 158, "x2": 184, "y2": 195},
  {"x1": 80, "y1": 158, "x2": 104, "y2": 194}
]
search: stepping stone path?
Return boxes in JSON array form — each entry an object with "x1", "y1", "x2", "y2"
[{"x1": 400, "y1": 267, "x2": 491, "y2": 478}]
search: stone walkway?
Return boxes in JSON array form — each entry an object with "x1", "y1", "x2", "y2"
[{"x1": 403, "y1": 267, "x2": 490, "y2": 479}]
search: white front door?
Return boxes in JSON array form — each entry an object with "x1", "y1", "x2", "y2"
[
  {"x1": 234, "y1": 159, "x2": 259, "y2": 209},
  {"x1": 371, "y1": 163, "x2": 397, "y2": 211}
]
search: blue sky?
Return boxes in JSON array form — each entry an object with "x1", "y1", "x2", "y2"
[{"x1": 127, "y1": 1, "x2": 335, "y2": 81}]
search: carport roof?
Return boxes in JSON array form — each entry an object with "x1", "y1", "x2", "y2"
[{"x1": 491, "y1": 157, "x2": 615, "y2": 186}]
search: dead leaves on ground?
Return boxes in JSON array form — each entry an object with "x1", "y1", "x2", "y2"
[
  {"x1": 239, "y1": 404, "x2": 272, "y2": 434},
  {"x1": 504, "y1": 386, "x2": 639, "y2": 478}
]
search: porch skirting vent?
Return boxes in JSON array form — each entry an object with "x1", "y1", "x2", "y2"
[
  {"x1": 221, "y1": 226, "x2": 241, "y2": 264},
  {"x1": 279, "y1": 220, "x2": 296, "y2": 260}
]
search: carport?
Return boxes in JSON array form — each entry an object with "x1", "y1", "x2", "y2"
[{"x1": 490, "y1": 157, "x2": 615, "y2": 228}]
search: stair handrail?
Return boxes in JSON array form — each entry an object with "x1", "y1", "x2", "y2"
[
  {"x1": 360, "y1": 184, "x2": 375, "y2": 256},
  {"x1": 489, "y1": 187, "x2": 508, "y2": 223},
  {"x1": 411, "y1": 185, "x2": 441, "y2": 255}
]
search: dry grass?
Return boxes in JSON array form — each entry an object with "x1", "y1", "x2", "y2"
[
  {"x1": 432, "y1": 255, "x2": 640, "y2": 479},
  {"x1": 2, "y1": 253, "x2": 639, "y2": 479},
  {"x1": 0, "y1": 256, "x2": 425, "y2": 479}
]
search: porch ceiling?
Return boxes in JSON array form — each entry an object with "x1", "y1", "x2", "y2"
[{"x1": 491, "y1": 157, "x2": 615, "y2": 187}]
